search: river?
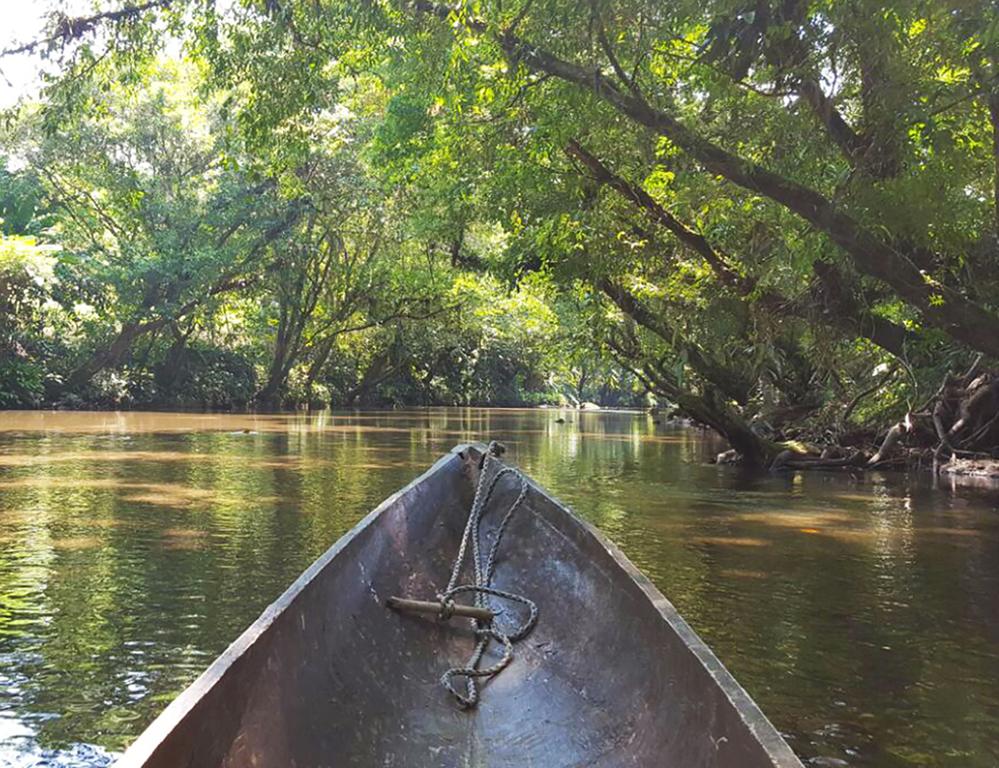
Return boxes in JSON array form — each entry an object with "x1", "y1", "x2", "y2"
[{"x1": 0, "y1": 409, "x2": 997, "y2": 767}]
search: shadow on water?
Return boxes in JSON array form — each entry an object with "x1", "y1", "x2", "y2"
[{"x1": 0, "y1": 408, "x2": 997, "y2": 767}]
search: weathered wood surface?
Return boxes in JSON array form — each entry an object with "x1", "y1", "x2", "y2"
[{"x1": 115, "y1": 444, "x2": 803, "y2": 768}]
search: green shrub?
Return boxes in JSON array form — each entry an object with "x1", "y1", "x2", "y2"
[{"x1": 0, "y1": 353, "x2": 46, "y2": 408}]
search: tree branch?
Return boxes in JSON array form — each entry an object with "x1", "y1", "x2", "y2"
[
  {"x1": 797, "y1": 78, "x2": 868, "y2": 165},
  {"x1": 565, "y1": 138, "x2": 915, "y2": 356},
  {"x1": 566, "y1": 138, "x2": 750, "y2": 292},
  {"x1": 0, "y1": 1, "x2": 172, "y2": 58},
  {"x1": 591, "y1": 6, "x2": 643, "y2": 102}
]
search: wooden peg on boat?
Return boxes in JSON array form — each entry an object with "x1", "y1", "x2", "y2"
[{"x1": 386, "y1": 596, "x2": 495, "y2": 622}]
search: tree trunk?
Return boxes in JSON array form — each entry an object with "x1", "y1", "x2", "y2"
[
  {"x1": 64, "y1": 319, "x2": 158, "y2": 393},
  {"x1": 153, "y1": 321, "x2": 194, "y2": 392},
  {"x1": 612, "y1": 345, "x2": 778, "y2": 468},
  {"x1": 257, "y1": 327, "x2": 298, "y2": 408},
  {"x1": 343, "y1": 348, "x2": 395, "y2": 406},
  {"x1": 990, "y1": 91, "x2": 999, "y2": 234}
]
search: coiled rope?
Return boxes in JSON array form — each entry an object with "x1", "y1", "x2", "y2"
[{"x1": 437, "y1": 442, "x2": 539, "y2": 708}]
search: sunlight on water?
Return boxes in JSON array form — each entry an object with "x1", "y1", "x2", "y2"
[{"x1": 0, "y1": 408, "x2": 997, "y2": 767}]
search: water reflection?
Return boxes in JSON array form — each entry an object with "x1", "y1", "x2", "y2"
[{"x1": 0, "y1": 409, "x2": 997, "y2": 767}]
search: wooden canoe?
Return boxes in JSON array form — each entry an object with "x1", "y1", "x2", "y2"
[{"x1": 115, "y1": 444, "x2": 803, "y2": 768}]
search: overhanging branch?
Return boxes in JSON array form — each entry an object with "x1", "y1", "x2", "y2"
[
  {"x1": 0, "y1": 1, "x2": 172, "y2": 58},
  {"x1": 410, "y1": 0, "x2": 999, "y2": 357}
]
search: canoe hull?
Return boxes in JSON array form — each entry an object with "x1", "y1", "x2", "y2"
[{"x1": 116, "y1": 444, "x2": 802, "y2": 767}]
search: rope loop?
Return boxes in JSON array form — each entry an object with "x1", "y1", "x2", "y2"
[{"x1": 438, "y1": 445, "x2": 537, "y2": 708}]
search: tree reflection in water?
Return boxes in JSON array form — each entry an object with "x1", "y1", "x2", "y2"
[{"x1": 0, "y1": 409, "x2": 997, "y2": 767}]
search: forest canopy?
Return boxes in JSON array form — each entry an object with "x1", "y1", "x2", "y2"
[{"x1": 3, "y1": 0, "x2": 999, "y2": 467}]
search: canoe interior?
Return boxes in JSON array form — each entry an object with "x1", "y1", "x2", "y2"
[{"x1": 117, "y1": 445, "x2": 802, "y2": 768}]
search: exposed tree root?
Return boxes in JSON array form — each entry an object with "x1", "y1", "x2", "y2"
[{"x1": 756, "y1": 364, "x2": 999, "y2": 475}]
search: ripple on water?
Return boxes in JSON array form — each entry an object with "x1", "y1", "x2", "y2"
[
  {"x1": 0, "y1": 714, "x2": 118, "y2": 767},
  {"x1": 0, "y1": 742, "x2": 118, "y2": 768}
]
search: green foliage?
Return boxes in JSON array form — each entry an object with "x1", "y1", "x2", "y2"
[
  {"x1": 0, "y1": 232, "x2": 58, "y2": 406},
  {"x1": 0, "y1": 53, "x2": 635, "y2": 411},
  {"x1": 5, "y1": 0, "x2": 998, "y2": 448},
  {"x1": 0, "y1": 355, "x2": 46, "y2": 408},
  {"x1": 0, "y1": 159, "x2": 51, "y2": 236}
]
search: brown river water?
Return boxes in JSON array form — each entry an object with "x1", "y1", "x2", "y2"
[{"x1": 0, "y1": 409, "x2": 997, "y2": 767}]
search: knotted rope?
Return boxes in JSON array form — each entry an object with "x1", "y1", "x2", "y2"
[{"x1": 437, "y1": 442, "x2": 538, "y2": 708}]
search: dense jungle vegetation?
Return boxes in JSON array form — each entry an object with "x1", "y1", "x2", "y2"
[{"x1": 3, "y1": 0, "x2": 999, "y2": 469}]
